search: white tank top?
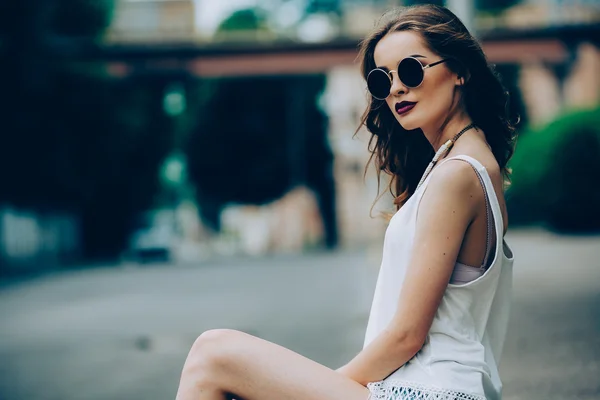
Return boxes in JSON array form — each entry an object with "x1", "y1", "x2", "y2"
[{"x1": 364, "y1": 155, "x2": 515, "y2": 400}]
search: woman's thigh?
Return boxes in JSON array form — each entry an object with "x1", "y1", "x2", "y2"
[{"x1": 183, "y1": 329, "x2": 371, "y2": 400}]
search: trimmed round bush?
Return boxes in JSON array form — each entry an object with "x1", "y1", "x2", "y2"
[{"x1": 506, "y1": 107, "x2": 600, "y2": 233}]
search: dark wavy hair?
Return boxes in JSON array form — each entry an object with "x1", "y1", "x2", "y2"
[{"x1": 357, "y1": 4, "x2": 517, "y2": 210}]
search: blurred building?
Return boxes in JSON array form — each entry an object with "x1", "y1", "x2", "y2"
[
  {"x1": 107, "y1": 0, "x2": 197, "y2": 43},
  {"x1": 505, "y1": 0, "x2": 600, "y2": 27},
  {"x1": 501, "y1": 1, "x2": 600, "y2": 125}
]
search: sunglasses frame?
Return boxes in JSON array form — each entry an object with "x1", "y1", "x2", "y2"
[{"x1": 367, "y1": 57, "x2": 448, "y2": 100}]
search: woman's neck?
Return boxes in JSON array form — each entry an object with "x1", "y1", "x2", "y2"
[{"x1": 422, "y1": 112, "x2": 474, "y2": 153}]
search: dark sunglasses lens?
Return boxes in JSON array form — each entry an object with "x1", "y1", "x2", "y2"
[
  {"x1": 398, "y1": 58, "x2": 424, "y2": 87},
  {"x1": 367, "y1": 69, "x2": 391, "y2": 99}
]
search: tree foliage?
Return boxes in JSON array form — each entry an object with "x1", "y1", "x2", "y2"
[
  {"x1": 184, "y1": 76, "x2": 334, "y2": 233},
  {"x1": 0, "y1": 0, "x2": 177, "y2": 260},
  {"x1": 0, "y1": 0, "x2": 115, "y2": 39},
  {"x1": 184, "y1": 7, "x2": 338, "y2": 248},
  {"x1": 216, "y1": 8, "x2": 269, "y2": 33}
]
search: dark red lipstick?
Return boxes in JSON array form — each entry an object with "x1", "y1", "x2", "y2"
[{"x1": 395, "y1": 101, "x2": 416, "y2": 115}]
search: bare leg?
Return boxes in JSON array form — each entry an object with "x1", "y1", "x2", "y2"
[{"x1": 176, "y1": 329, "x2": 370, "y2": 400}]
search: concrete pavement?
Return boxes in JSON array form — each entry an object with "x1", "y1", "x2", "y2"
[{"x1": 0, "y1": 229, "x2": 598, "y2": 400}]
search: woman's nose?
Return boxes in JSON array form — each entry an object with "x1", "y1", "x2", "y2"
[{"x1": 389, "y1": 71, "x2": 407, "y2": 96}]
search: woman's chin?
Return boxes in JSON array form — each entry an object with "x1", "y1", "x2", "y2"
[{"x1": 396, "y1": 114, "x2": 419, "y2": 131}]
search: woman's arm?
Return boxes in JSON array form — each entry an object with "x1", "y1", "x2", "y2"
[{"x1": 337, "y1": 161, "x2": 482, "y2": 386}]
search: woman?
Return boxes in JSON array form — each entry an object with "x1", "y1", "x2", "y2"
[{"x1": 176, "y1": 4, "x2": 516, "y2": 400}]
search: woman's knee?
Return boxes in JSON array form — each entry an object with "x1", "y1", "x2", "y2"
[{"x1": 186, "y1": 329, "x2": 240, "y2": 372}]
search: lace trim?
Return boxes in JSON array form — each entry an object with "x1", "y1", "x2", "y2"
[{"x1": 367, "y1": 380, "x2": 486, "y2": 400}]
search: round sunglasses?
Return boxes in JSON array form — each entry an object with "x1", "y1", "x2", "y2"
[{"x1": 366, "y1": 57, "x2": 448, "y2": 100}]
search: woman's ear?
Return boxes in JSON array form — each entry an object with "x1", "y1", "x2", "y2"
[{"x1": 456, "y1": 69, "x2": 471, "y2": 86}]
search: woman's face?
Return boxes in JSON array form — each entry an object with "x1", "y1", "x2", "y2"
[{"x1": 372, "y1": 31, "x2": 462, "y2": 132}]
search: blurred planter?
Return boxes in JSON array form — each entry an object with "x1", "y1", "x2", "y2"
[{"x1": 506, "y1": 107, "x2": 600, "y2": 233}]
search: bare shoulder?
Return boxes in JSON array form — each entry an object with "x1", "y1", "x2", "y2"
[
  {"x1": 427, "y1": 159, "x2": 483, "y2": 201},
  {"x1": 418, "y1": 159, "x2": 484, "y2": 224}
]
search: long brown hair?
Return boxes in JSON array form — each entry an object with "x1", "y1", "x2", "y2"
[{"x1": 357, "y1": 4, "x2": 517, "y2": 210}]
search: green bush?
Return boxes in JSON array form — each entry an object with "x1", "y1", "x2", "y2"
[{"x1": 506, "y1": 107, "x2": 600, "y2": 233}]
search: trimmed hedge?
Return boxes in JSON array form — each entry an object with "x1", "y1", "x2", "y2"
[{"x1": 506, "y1": 107, "x2": 600, "y2": 233}]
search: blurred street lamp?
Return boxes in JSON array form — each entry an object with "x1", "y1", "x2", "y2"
[
  {"x1": 161, "y1": 151, "x2": 187, "y2": 190},
  {"x1": 163, "y1": 82, "x2": 187, "y2": 117}
]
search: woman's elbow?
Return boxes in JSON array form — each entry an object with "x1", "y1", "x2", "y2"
[{"x1": 389, "y1": 327, "x2": 427, "y2": 355}]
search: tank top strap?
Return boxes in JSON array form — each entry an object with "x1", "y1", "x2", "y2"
[{"x1": 435, "y1": 155, "x2": 504, "y2": 262}]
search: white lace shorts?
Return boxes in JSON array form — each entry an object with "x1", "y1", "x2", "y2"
[{"x1": 367, "y1": 380, "x2": 486, "y2": 400}]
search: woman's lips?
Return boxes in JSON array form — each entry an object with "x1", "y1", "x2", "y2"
[{"x1": 395, "y1": 101, "x2": 416, "y2": 115}]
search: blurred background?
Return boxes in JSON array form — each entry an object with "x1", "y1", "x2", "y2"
[{"x1": 0, "y1": 0, "x2": 598, "y2": 399}]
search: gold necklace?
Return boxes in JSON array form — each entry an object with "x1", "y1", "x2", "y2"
[{"x1": 415, "y1": 123, "x2": 477, "y2": 190}]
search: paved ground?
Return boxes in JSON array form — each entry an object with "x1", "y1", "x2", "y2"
[{"x1": 0, "y1": 229, "x2": 598, "y2": 400}]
